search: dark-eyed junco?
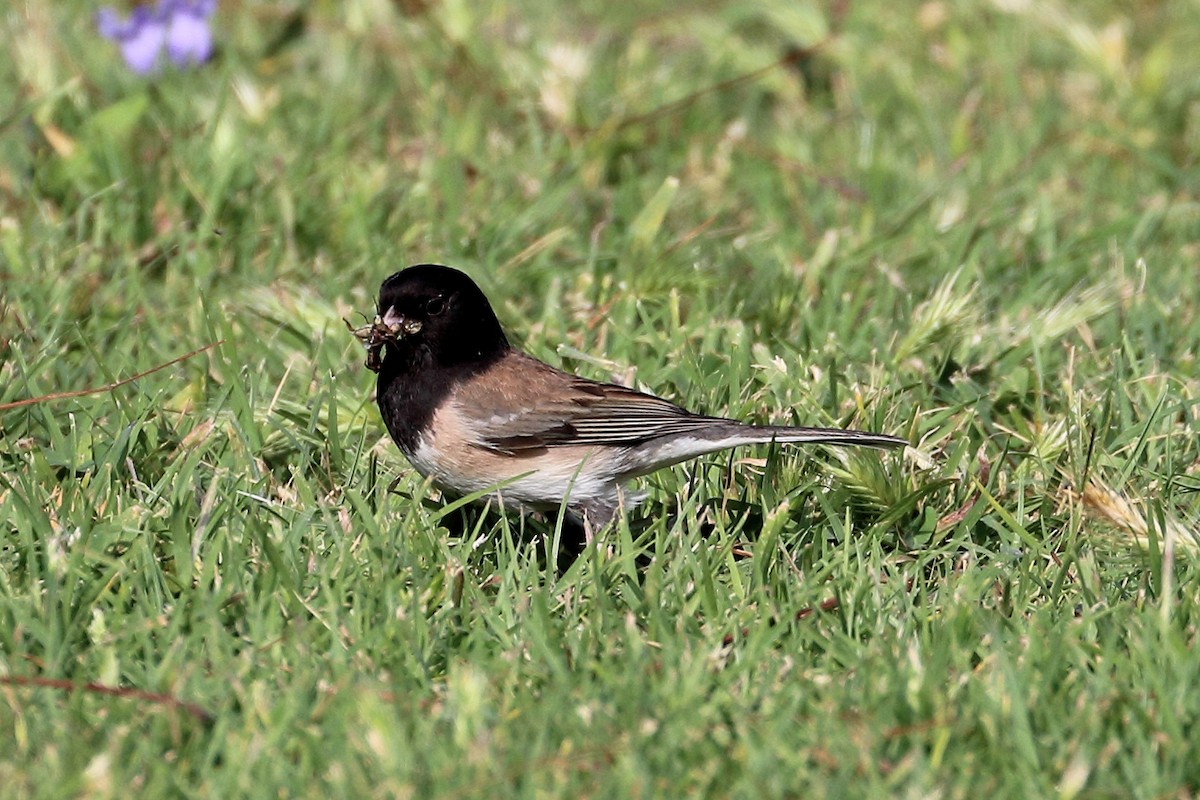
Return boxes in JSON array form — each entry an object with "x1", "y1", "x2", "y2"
[{"x1": 352, "y1": 264, "x2": 905, "y2": 534}]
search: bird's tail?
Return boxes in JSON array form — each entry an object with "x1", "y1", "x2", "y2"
[
  {"x1": 622, "y1": 422, "x2": 906, "y2": 478},
  {"x1": 745, "y1": 425, "x2": 907, "y2": 450}
]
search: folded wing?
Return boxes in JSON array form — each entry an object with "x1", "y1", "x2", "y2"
[{"x1": 452, "y1": 353, "x2": 727, "y2": 452}]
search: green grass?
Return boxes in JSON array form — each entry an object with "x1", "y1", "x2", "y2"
[{"x1": 2, "y1": 0, "x2": 1199, "y2": 796}]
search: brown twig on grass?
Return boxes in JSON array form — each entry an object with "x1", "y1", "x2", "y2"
[
  {"x1": 598, "y1": 45, "x2": 823, "y2": 135},
  {"x1": 0, "y1": 674, "x2": 213, "y2": 723},
  {"x1": 0, "y1": 341, "x2": 223, "y2": 412}
]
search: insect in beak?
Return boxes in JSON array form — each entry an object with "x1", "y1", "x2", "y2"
[{"x1": 345, "y1": 312, "x2": 423, "y2": 373}]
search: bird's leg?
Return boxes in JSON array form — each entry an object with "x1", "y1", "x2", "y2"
[
  {"x1": 577, "y1": 501, "x2": 617, "y2": 545},
  {"x1": 577, "y1": 483, "x2": 648, "y2": 543}
]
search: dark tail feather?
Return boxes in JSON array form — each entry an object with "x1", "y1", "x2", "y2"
[{"x1": 751, "y1": 425, "x2": 907, "y2": 450}]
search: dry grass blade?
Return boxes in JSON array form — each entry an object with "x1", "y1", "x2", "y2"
[
  {"x1": 1069, "y1": 479, "x2": 1200, "y2": 555},
  {"x1": 0, "y1": 341, "x2": 223, "y2": 412}
]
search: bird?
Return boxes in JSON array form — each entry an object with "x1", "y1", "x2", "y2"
[{"x1": 351, "y1": 264, "x2": 905, "y2": 537}]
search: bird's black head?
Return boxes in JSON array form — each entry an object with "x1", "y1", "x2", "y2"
[{"x1": 375, "y1": 264, "x2": 509, "y2": 372}]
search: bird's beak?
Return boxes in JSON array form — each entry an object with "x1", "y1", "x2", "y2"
[
  {"x1": 381, "y1": 307, "x2": 422, "y2": 337},
  {"x1": 380, "y1": 307, "x2": 404, "y2": 335}
]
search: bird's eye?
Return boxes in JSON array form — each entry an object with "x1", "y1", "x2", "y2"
[{"x1": 426, "y1": 295, "x2": 447, "y2": 316}]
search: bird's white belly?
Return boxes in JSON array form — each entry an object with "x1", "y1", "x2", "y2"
[{"x1": 407, "y1": 435, "x2": 619, "y2": 509}]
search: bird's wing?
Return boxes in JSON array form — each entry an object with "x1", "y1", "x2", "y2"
[{"x1": 452, "y1": 352, "x2": 722, "y2": 453}]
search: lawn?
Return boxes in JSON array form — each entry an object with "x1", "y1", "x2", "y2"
[{"x1": 2, "y1": 0, "x2": 1199, "y2": 797}]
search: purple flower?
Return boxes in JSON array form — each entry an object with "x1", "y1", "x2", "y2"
[
  {"x1": 97, "y1": 0, "x2": 216, "y2": 74},
  {"x1": 166, "y1": 0, "x2": 216, "y2": 66},
  {"x1": 97, "y1": 6, "x2": 167, "y2": 75}
]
